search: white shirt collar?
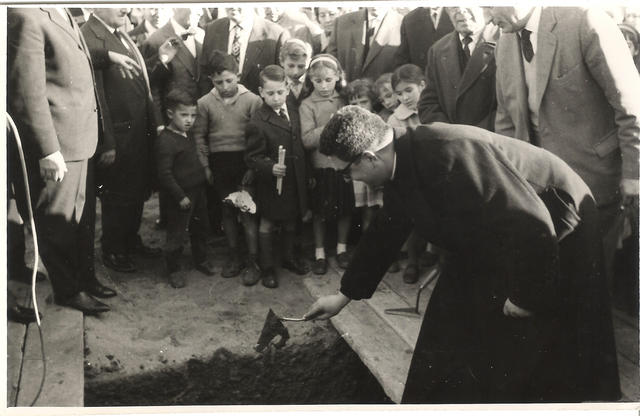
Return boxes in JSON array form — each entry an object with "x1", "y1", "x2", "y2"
[
  {"x1": 166, "y1": 126, "x2": 187, "y2": 138},
  {"x1": 144, "y1": 19, "x2": 157, "y2": 35},
  {"x1": 229, "y1": 13, "x2": 254, "y2": 32},
  {"x1": 170, "y1": 17, "x2": 189, "y2": 35},
  {"x1": 92, "y1": 13, "x2": 117, "y2": 33},
  {"x1": 523, "y1": 6, "x2": 541, "y2": 35}
]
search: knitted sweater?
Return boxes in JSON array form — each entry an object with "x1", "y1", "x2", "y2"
[
  {"x1": 155, "y1": 128, "x2": 207, "y2": 202},
  {"x1": 193, "y1": 84, "x2": 263, "y2": 167},
  {"x1": 299, "y1": 90, "x2": 345, "y2": 169}
]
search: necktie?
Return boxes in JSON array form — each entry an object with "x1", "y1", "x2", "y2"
[
  {"x1": 114, "y1": 28, "x2": 131, "y2": 52},
  {"x1": 279, "y1": 108, "x2": 289, "y2": 123},
  {"x1": 521, "y1": 29, "x2": 534, "y2": 63},
  {"x1": 231, "y1": 24, "x2": 241, "y2": 64},
  {"x1": 462, "y1": 35, "x2": 472, "y2": 61}
]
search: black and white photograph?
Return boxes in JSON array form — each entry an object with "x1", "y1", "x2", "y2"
[{"x1": 3, "y1": 2, "x2": 640, "y2": 414}]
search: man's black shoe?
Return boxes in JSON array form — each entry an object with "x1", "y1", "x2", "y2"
[
  {"x1": 9, "y1": 265, "x2": 46, "y2": 284},
  {"x1": 103, "y1": 253, "x2": 136, "y2": 273},
  {"x1": 7, "y1": 305, "x2": 41, "y2": 324},
  {"x1": 86, "y1": 281, "x2": 117, "y2": 298},
  {"x1": 57, "y1": 292, "x2": 110, "y2": 315},
  {"x1": 133, "y1": 241, "x2": 162, "y2": 258}
]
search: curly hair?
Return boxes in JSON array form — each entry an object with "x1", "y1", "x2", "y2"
[
  {"x1": 319, "y1": 105, "x2": 389, "y2": 161},
  {"x1": 343, "y1": 78, "x2": 377, "y2": 107}
]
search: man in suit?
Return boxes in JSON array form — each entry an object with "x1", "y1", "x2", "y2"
[
  {"x1": 7, "y1": 7, "x2": 116, "y2": 314},
  {"x1": 395, "y1": 7, "x2": 454, "y2": 70},
  {"x1": 266, "y1": 7, "x2": 325, "y2": 55},
  {"x1": 327, "y1": 7, "x2": 404, "y2": 82},
  {"x1": 128, "y1": 7, "x2": 159, "y2": 47},
  {"x1": 305, "y1": 106, "x2": 620, "y2": 403},
  {"x1": 82, "y1": 8, "x2": 160, "y2": 273},
  {"x1": 490, "y1": 6, "x2": 640, "y2": 283},
  {"x1": 140, "y1": 8, "x2": 207, "y2": 231},
  {"x1": 199, "y1": 7, "x2": 287, "y2": 95},
  {"x1": 418, "y1": 7, "x2": 498, "y2": 131}
]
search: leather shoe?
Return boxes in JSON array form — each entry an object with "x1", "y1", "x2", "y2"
[
  {"x1": 312, "y1": 258, "x2": 328, "y2": 275},
  {"x1": 261, "y1": 268, "x2": 278, "y2": 289},
  {"x1": 8, "y1": 305, "x2": 41, "y2": 324},
  {"x1": 169, "y1": 271, "x2": 186, "y2": 288},
  {"x1": 9, "y1": 265, "x2": 46, "y2": 284},
  {"x1": 86, "y1": 281, "x2": 117, "y2": 298},
  {"x1": 57, "y1": 292, "x2": 110, "y2": 315},
  {"x1": 282, "y1": 258, "x2": 309, "y2": 275},
  {"x1": 133, "y1": 241, "x2": 162, "y2": 258},
  {"x1": 336, "y1": 252, "x2": 351, "y2": 269},
  {"x1": 103, "y1": 253, "x2": 136, "y2": 273},
  {"x1": 195, "y1": 260, "x2": 216, "y2": 276}
]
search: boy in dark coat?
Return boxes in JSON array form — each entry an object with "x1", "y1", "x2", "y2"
[
  {"x1": 305, "y1": 106, "x2": 620, "y2": 403},
  {"x1": 156, "y1": 90, "x2": 215, "y2": 288},
  {"x1": 245, "y1": 65, "x2": 310, "y2": 288}
]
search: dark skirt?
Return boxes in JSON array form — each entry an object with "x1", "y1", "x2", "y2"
[{"x1": 311, "y1": 168, "x2": 354, "y2": 220}]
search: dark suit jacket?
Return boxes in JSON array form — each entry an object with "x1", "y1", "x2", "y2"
[
  {"x1": 128, "y1": 19, "x2": 153, "y2": 47},
  {"x1": 326, "y1": 9, "x2": 403, "y2": 82},
  {"x1": 141, "y1": 21, "x2": 204, "y2": 125},
  {"x1": 7, "y1": 7, "x2": 100, "y2": 162},
  {"x1": 418, "y1": 29, "x2": 497, "y2": 130},
  {"x1": 395, "y1": 7, "x2": 454, "y2": 70},
  {"x1": 199, "y1": 16, "x2": 286, "y2": 94},
  {"x1": 341, "y1": 123, "x2": 619, "y2": 403},
  {"x1": 245, "y1": 103, "x2": 308, "y2": 219},
  {"x1": 82, "y1": 14, "x2": 156, "y2": 201}
]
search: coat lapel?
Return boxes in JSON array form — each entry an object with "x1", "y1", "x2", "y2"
[
  {"x1": 363, "y1": 10, "x2": 400, "y2": 71},
  {"x1": 534, "y1": 8, "x2": 557, "y2": 113},
  {"x1": 44, "y1": 7, "x2": 83, "y2": 48},
  {"x1": 263, "y1": 107, "x2": 291, "y2": 132},
  {"x1": 442, "y1": 34, "x2": 462, "y2": 90},
  {"x1": 457, "y1": 41, "x2": 494, "y2": 98},
  {"x1": 244, "y1": 18, "x2": 266, "y2": 77}
]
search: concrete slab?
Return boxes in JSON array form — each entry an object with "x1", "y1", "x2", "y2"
[{"x1": 15, "y1": 281, "x2": 84, "y2": 407}]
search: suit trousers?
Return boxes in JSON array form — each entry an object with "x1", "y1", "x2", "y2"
[
  {"x1": 100, "y1": 198, "x2": 144, "y2": 256},
  {"x1": 12, "y1": 156, "x2": 94, "y2": 301},
  {"x1": 164, "y1": 186, "x2": 209, "y2": 266},
  {"x1": 7, "y1": 198, "x2": 26, "y2": 275}
]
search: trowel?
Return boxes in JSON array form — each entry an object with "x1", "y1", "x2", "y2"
[{"x1": 255, "y1": 308, "x2": 306, "y2": 352}]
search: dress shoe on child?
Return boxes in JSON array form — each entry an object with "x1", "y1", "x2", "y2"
[
  {"x1": 261, "y1": 268, "x2": 278, "y2": 289},
  {"x1": 169, "y1": 271, "x2": 186, "y2": 288},
  {"x1": 242, "y1": 258, "x2": 261, "y2": 286},
  {"x1": 312, "y1": 258, "x2": 328, "y2": 275},
  {"x1": 282, "y1": 258, "x2": 310, "y2": 275},
  {"x1": 336, "y1": 252, "x2": 351, "y2": 269},
  {"x1": 103, "y1": 253, "x2": 136, "y2": 273},
  {"x1": 222, "y1": 253, "x2": 243, "y2": 278},
  {"x1": 195, "y1": 260, "x2": 216, "y2": 276}
]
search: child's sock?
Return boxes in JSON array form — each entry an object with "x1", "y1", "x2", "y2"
[
  {"x1": 315, "y1": 248, "x2": 326, "y2": 260},
  {"x1": 336, "y1": 243, "x2": 347, "y2": 255}
]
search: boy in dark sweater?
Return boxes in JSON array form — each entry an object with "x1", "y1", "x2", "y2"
[{"x1": 156, "y1": 90, "x2": 215, "y2": 288}]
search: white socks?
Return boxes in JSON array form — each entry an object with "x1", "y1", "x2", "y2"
[
  {"x1": 315, "y1": 248, "x2": 326, "y2": 260},
  {"x1": 337, "y1": 243, "x2": 347, "y2": 255}
]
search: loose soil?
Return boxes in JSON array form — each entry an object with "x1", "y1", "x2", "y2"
[{"x1": 84, "y1": 196, "x2": 391, "y2": 405}]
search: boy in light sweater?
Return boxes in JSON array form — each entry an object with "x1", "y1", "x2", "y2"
[{"x1": 193, "y1": 50, "x2": 263, "y2": 283}]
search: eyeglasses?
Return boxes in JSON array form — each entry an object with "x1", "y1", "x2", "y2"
[{"x1": 337, "y1": 153, "x2": 363, "y2": 180}]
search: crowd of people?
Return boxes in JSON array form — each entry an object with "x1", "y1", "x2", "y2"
[{"x1": 6, "y1": 4, "x2": 640, "y2": 404}]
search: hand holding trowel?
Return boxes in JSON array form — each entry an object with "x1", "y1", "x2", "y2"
[{"x1": 255, "y1": 308, "x2": 307, "y2": 352}]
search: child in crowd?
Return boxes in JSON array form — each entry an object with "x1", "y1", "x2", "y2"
[
  {"x1": 387, "y1": 64, "x2": 425, "y2": 129},
  {"x1": 343, "y1": 79, "x2": 384, "y2": 231},
  {"x1": 156, "y1": 90, "x2": 215, "y2": 288},
  {"x1": 374, "y1": 73, "x2": 400, "y2": 122},
  {"x1": 245, "y1": 65, "x2": 310, "y2": 289},
  {"x1": 193, "y1": 50, "x2": 263, "y2": 285},
  {"x1": 299, "y1": 54, "x2": 352, "y2": 275},
  {"x1": 387, "y1": 64, "x2": 437, "y2": 283},
  {"x1": 280, "y1": 39, "x2": 313, "y2": 111}
]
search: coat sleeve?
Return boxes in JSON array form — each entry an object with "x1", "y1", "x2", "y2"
[
  {"x1": 245, "y1": 119, "x2": 275, "y2": 177},
  {"x1": 299, "y1": 101, "x2": 324, "y2": 150},
  {"x1": 140, "y1": 39, "x2": 168, "y2": 125},
  {"x1": 394, "y1": 14, "x2": 411, "y2": 67},
  {"x1": 581, "y1": 8, "x2": 640, "y2": 182},
  {"x1": 7, "y1": 10, "x2": 60, "y2": 159},
  {"x1": 493, "y1": 43, "x2": 517, "y2": 138},
  {"x1": 155, "y1": 136, "x2": 185, "y2": 202},
  {"x1": 192, "y1": 98, "x2": 211, "y2": 168},
  {"x1": 340, "y1": 193, "x2": 413, "y2": 300},
  {"x1": 418, "y1": 46, "x2": 450, "y2": 124}
]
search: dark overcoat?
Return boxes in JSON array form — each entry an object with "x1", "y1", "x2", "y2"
[
  {"x1": 418, "y1": 29, "x2": 498, "y2": 131},
  {"x1": 82, "y1": 15, "x2": 157, "y2": 204},
  {"x1": 245, "y1": 103, "x2": 308, "y2": 221},
  {"x1": 340, "y1": 123, "x2": 620, "y2": 403}
]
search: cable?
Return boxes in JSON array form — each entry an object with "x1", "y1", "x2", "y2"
[{"x1": 6, "y1": 113, "x2": 46, "y2": 406}]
